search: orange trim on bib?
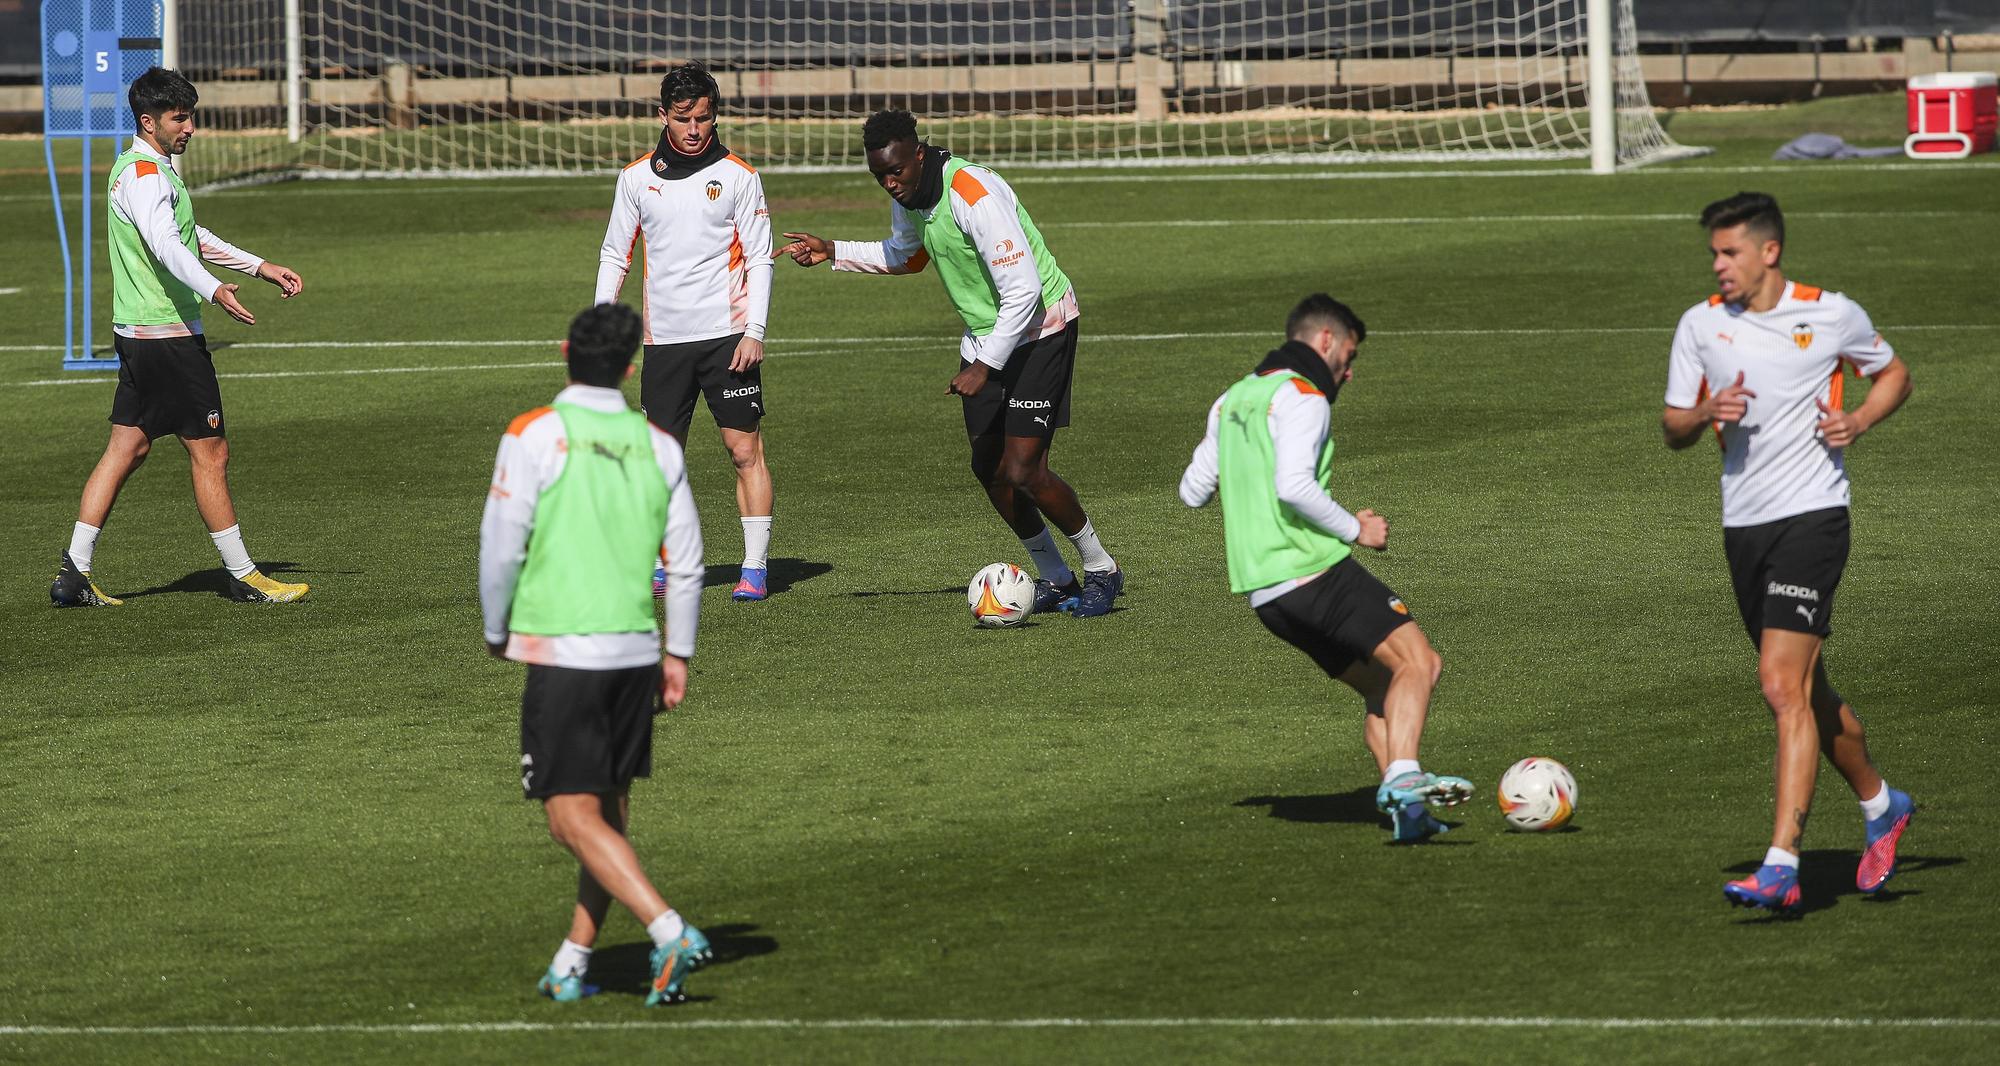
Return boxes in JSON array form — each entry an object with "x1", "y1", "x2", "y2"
[
  {"x1": 1792, "y1": 284, "x2": 1823, "y2": 302},
  {"x1": 506, "y1": 406, "x2": 553, "y2": 437},
  {"x1": 950, "y1": 169, "x2": 989, "y2": 208},
  {"x1": 133, "y1": 160, "x2": 159, "y2": 178}
]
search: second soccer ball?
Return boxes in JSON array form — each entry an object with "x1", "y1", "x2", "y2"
[
  {"x1": 1496, "y1": 757, "x2": 1579, "y2": 832},
  {"x1": 967, "y1": 562, "x2": 1035, "y2": 628}
]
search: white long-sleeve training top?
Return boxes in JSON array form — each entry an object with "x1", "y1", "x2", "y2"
[
  {"x1": 479, "y1": 384, "x2": 704, "y2": 666},
  {"x1": 108, "y1": 138, "x2": 265, "y2": 338},
  {"x1": 1180, "y1": 377, "x2": 1363, "y2": 607},
  {"x1": 595, "y1": 150, "x2": 774, "y2": 344},
  {"x1": 830, "y1": 163, "x2": 1078, "y2": 370}
]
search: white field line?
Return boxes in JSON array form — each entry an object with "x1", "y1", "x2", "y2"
[
  {"x1": 1045, "y1": 210, "x2": 1977, "y2": 229},
  {"x1": 2, "y1": 1015, "x2": 1997, "y2": 1036},
  {"x1": 8, "y1": 325, "x2": 1995, "y2": 387},
  {"x1": 427, "y1": 209, "x2": 1984, "y2": 241},
  {"x1": 8, "y1": 160, "x2": 2000, "y2": 205}
]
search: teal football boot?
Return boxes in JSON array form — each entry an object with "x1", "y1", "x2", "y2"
[{"x1": 644, "y1": 925, "x2": 714, "y2": 1007}]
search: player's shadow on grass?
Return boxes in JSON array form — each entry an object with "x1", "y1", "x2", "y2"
[
  {"x1": 1237, "y1": 788, "x2": 1384, "y2": 826},
  {"x1": 1722, "y1": 850, "x2": 1961, "y2": 918},
  {"x1": 588, "y1": 923, "x2": 778, "y2": 999},
  {"x1": 702, "y1": 557, "x2": 830, "y2": 595},
  {"x1": 116, "y1": 562, "x2": 321, "y2": 600},
  {"x1": 1236, "y1": 788, "x2": 1475, "y2": 844}
]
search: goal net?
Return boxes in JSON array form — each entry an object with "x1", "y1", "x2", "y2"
[{"x1": 174, "y1": 0, "x2": 1703, "y2": 186}]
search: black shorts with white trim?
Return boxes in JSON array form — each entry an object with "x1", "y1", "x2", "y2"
[
  {"x1": 641, "y1": 333, "x2": 764, "y2": 437},
  {"x1": 1723, "y1": 505, "x2": 1850, "y2": 644},
  {"x1": 519, "y1": 662, "x2": 660, "y2": 799},
  {"x1": 961, "y1": 320, "x2": 1077, "y2": 439}
]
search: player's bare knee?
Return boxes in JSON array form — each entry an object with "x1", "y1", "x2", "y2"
[
  {"x1": 1759, "y1": 677, "x2": 1811, "y2": 717},
  {"x1": 725, "y1": 436, "x2": 762, "y2": 471},
  {"x1": 997, "y1": 456, "x2": 1037, "y2": 492},
  {"x1": 188, "y1": 441, "x2": 230, "y2": 470}
]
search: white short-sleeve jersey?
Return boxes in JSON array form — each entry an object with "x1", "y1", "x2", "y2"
[
  {"x1": 1664, "y1": 280, "x2": 1896, "y2": 528},
  {"x1": 596, "y1": 151, "x2": 774, "y2": 345}
]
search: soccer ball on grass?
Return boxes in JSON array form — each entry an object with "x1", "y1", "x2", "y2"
[
  {"x1": 1496, "y1": 757, "x2": 1578, "y2": 831},
  {"x1": 967, "y1": 562, "x2": 1034, "y2": 627}
]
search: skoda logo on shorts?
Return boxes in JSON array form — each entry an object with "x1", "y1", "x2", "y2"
[
  {"x1": 1009, "y1": 398, "x2": 1052, "y2": 409},
  {"x1": 722, "y1": 385, "x2": 760, "y2": 399},
  {"x1": 705, "y1": 180, "x2": 723, "y2": 201}
]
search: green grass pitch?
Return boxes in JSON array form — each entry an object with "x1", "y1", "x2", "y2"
[{"x1": 1, "y1": 95, "x2": 1996, "y2": 1063}]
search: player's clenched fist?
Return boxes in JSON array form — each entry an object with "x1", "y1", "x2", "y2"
[{"x1": 1705, "y1": 370, "x2": 1756, "y2": 424}]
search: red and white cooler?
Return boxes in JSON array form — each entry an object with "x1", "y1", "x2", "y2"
[{"x1": 1905, "y1": 71, "x2": 1998, "y2": 159}]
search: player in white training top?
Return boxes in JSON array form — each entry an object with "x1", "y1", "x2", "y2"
[
  {"x1": 1661, "y1": 192, "x2": 1915, "y2": 914},
  {"x1": 597, "y1": 63, "x2": 778, "y2": 602}
]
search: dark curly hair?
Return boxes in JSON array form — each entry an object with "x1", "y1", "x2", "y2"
[
  {"x1": 862, "y1": 109, "x2": 919, "y2": 152},
  {"x1": 566, "y1": 304, "x2": 644, "y2": 387}
]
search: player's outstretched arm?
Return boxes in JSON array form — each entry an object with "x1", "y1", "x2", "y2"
[{"x1": 778, "y1": 231, "x2": 831, "y2": 266}]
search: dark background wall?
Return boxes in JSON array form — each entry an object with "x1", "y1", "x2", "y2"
[{"x1": 6, "y1": 1, "x2": 2000, "y2": 80}]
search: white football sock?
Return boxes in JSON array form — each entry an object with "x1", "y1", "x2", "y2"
[
  {"x1": 740, "y1": 516, "x2": 771, "y2": 570},
  {"x1": 1763, "y1": 846, "x2": 1800, "y2": 869},
  {"x1": 208, "y1": 524, "x2": 257, "y2": 579},
  {"x1": 550, "y1": 938, "x2": 592, "y2": 978},
  {"x1": 1859, "y1": 783, "x2": 1892, "y2": 820},
  {"x1": 69, "y1": 522, "x2": 102, "y2": 572},
  {"x1": 1065, "y1": 518, "x2": 1115, "y2": 574},
  {"x1": 646, "y1": 909, "x2": 686, "y2": 948},
  {"x1": 1382, "y1": 759, "x2": 1422, "y2": 783},
  {"x1": 1019, "y1": 528, "x2": 1074, "y2": 586}
]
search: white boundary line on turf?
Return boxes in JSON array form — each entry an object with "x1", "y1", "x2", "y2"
[
  {"x1": 9, "y1": 325, "x2": 1995, "y2": 386},
  {"x1": 8, "y1": 160, "x2": 2000, "y2": 205},
  {"x1": 1045, "y1": 210, "x2": 1977, "y2": 229},
  {"x1": 4, "y1": 1015, "x2": 1997, "y2": 1036}
]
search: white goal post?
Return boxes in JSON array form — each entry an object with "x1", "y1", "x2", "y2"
[{"x1": 168, "y1": 0, "x2": 1704, "y2": 186}]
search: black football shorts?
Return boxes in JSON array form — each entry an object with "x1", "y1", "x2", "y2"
[
  {"x1": 108, "y1": 333, "x2": 225, "y2": 440},
  {"x1": 519, "y1": 663, "x2": 660, "y2": 799},
  {"x1": 1253, "y1": 557, "x2": 1414, "y2": 680},
  {"x1": 1722, "y1": 506, "x2": 1850, "y2": 644},
  {"x1": 961, "y1": 320, "x2": 1077, "y2": 440},
  {"x1": 641, "y1": 333, "x2": 764, "y2": 437}
]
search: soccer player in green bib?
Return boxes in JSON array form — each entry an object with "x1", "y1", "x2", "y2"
[
  {"x1": 480, "y1": 304, "x2": 713, "y2": 1006},
  {"x1": 777, "y1": 110, "x2": 1123, "y2": 616},
  {"x1": 51, "y1": 67, "x2": 309, "y2": 607},
  {"x1": 1179, "y1": 295, "x2": 1473, "y2": 843}
]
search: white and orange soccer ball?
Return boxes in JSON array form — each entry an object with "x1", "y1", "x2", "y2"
[
  {"x1": 966, "y1": 562, "x2": 1035, "y2": 628},
  {"x1": 1496, "y1": 757, "x2": 1578, "y2": 831}
]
